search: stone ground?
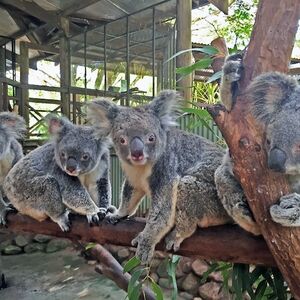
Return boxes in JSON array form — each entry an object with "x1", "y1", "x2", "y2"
[{"x1": 0, "y1": 247, "x2": 126, "y2": 300}]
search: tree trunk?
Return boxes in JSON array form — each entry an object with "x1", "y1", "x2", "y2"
[{"x1": 210, "y1": 0, "x2": 300, "y2": 296}]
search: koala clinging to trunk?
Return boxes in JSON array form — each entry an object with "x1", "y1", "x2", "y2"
[
  {"x1": 0, "y1": 112, "x2": 26, "y2": 225},
  {"x1": 4, "y1": 115, "x2": 111, "y2": 231},
  {"x1": 88, "y1": 91, "x2": 259, "y2": 264},
  {"x1": 219, "y1": 54, "x2": 300, "y2": 228}
]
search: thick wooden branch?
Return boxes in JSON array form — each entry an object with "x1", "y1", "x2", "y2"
[
  {"x1": 90, "y1": 244, "x2": 156, "y2": 300},
  {"x1": 210, "y1": 0, "x2": 300, "y2": 296},
  {"x1": 5, "y1": 213, "x2": 275, "y2": 266}
]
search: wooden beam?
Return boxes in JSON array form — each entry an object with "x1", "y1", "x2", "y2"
[
  {"x1": 24, "y1": 42, "x2": 60, "y2": 55},
  {"x1": 5, "y1": 213, "x2": 276, "y2": 266},
  {"x1": 61, "y1": 0, "x2": 101, "y2": 17},
  {"x1": 208, "y1": 0, "x2": 229, "y2": 14}
]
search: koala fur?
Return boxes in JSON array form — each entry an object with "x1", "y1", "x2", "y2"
[
  {"x1": 87, "y1": 91, "x2": 242, "y2": 264},
  {"x1": 219, "y1": 54, "x2": 300, "y2": 228},
  {"x1": 0, "y1": 112, "x2": 26, "y2": 225},
  {"x1": 4, "y1": 115, "x2": 111, "y2": 231}
]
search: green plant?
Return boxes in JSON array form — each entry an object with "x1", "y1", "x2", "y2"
[{"x1": 123, "y1": 255, "x2": 181, "y2": 300}]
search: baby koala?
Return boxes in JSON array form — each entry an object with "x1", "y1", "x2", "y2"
[
  {"x1": 0, "y1": 112, "x2": 26, "y2": 225},
  {"x1": 4, "y1": 115, "x2": 111, "y2": 231}
]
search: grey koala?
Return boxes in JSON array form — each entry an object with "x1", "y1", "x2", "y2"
[
  {"x1": 219, "y1": 54, "x2": 300, "y2": 228},
  {"x1": 4, "y1": 115, "x2": 112, "y2": 231},
  {"x1": 87, "y1": 90, "x2": 260, "y2": 264},
  {"x1": 0, "y1": 112, "x2": 26, "y2": 225}
]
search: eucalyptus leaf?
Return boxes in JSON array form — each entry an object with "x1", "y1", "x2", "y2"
[
  {"x1": 123, "y1": 256, "x2": 141, "y2": 273},
  {"x1": 176, "y1": 57, "x2": 213, "y2": 75},
  {"x1": 151, "y1": 281, "x2": 164, "y2": 300},
  {"x1": 207, "y1": 70, "x2": 222, "y2": 83}
]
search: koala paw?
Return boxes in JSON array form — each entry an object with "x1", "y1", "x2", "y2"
[
  {"x1": 56, "y1": 211, "x2": 71, "y2": 232},
  {"x1": 98, "y1": 208, "x2": 107, "y2": 220},
  {"x1": 132, "y1": 233, "x2": 155, "y2": 264},
  {"x1": 0, "y1": 206, "x2": 15, "y2": 226},
  {"x1": 105, "y1": 212, "x2": 128, "y2": 225},
  {"x1": 87, "y1": 213, "x2": 100, "y2": 226},
  {"x1": 164, "y1": 230, "x2": 182, "y2": 252},
  {"x1": 270, "y1": 193, "x2": 300, "y2": 227}
]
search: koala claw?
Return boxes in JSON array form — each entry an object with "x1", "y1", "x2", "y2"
[
  {"x1": 56, "y1": 211, "x2": 70, "y2": 232},
  {"x1": 105, "y1": 213, "x2": 127, "y2": 225},
  {"x1": 0, "y1": 206, "x2": 15, "y2": 226},
  {"x1": 98, "y1": 208, "x2": 107, "y2": 220},
  {"x1": 132, "y1": 233, "x2": 155, "y2": 264},
  {"x1": 87, "y1": 214, "x2": 100, "y2": 226}
]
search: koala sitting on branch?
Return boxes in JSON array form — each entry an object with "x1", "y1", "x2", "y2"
[
  {"x1": 219, "y1": 54, "x2": 300, "y2": 228},
  {"x1": 0, "y1": 112, "x2": 26, "y2": 225},
  {"x1": 88, "y1": 91, "x2": 260, "y2": 264},
  {"x1": 4, "y1": 115, "x2": 112, "y2": 231}
]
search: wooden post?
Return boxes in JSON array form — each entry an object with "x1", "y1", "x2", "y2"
[
  {"x1": 210, "y1": 0, "x2": 300, "y2": 296},
  {"x1": 176, "y1": 0, "x2": 192, "y2": 103},
  {"x1": 20, "y1": 41, "x2": 29, "y2": 124},
  {"x1": 0, "y1": 48, "x2": 4, "y2": 112},
  {"x1": 60, "y1": 34, "x2": 70, "y2": 118}
]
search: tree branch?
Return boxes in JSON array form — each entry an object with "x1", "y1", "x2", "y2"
[
  {"x1": 209, "y1": 0, "x2": 300, "y2": 296},
  {"x1": 5, "y1": 213, "x2": 276, "y2": 266},
  {"x1": 90, "y1": 244, "x2": 156, "y2": 300}
]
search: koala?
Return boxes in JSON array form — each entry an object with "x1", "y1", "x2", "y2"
[
  {"x1": 87, "y1": 90, "x2": 261, "y2": 264},
  {"x1": 0, "y1": 112, "x2": 26, "y2": 225},
  {"x1": 219, "y1": 54, "x2": 300, "y2": 228},
  {"x1": 3, "y1": 115, "x2": 112, "y2": 231}
]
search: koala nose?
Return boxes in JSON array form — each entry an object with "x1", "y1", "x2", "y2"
[
  {"x1": 66, "y1": 157, "x2": 77, "y2": 173},
  {"x1": 268, "y1": 147, "x2": 287, "y2": 172},
  {"x1": 130, "y1": 137, "x2": 144, "y2": 161}
]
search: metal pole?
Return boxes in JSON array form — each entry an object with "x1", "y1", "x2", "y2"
[
  {"x1": 84, "y1": 27, "x2": 87, "y2": 102},
  {"x1": 126, "y1": 16, "x2": 130, "y2": 106},
  {"x1": 152, "y1": 7, "x2": 156, "y2": 97},
  {"x1": 104, "y1": 25, "x2": 107, "y2": 93}
]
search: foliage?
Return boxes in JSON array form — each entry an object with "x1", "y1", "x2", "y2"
[{"x1": 123, "y1": 255, "x2": 180, "y2": 300}]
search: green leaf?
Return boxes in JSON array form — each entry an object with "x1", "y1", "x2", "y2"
[
  {"x1": 129, "y1": 283, "x2": 142, "y2": 300},
  {"x1": 176, "y1": 57, "x2": 213, "y2": 75},
  {"x1": 85, "y1": 242, "x2": 97, "y2": 250},
  {"x1": 151, "y1": 281, "x2": 164, "y2": 300},
  {"x1": 254, "y1": 280, "x2": 267, "y2": 300},
  {"x1": 128, "y1": 269, "x2": 143, "y2": 298},
  {"x1": 123, "y1": 256, "x2": 141, "y2": 273},
  {"x1": 271, "y1": 268, "x2": 287, "y2": 300},
  {"x1": 207, "y1": 70, "x2": 222, "y2": 83},
  {"x1": 164, "y1": 46, "x2": 218, "y2": 64},
  {"x1": 232, "y1": 264, "x2": 246, "y2": 300}
]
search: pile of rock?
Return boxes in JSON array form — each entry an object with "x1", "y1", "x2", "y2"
[
  {"x1": 0, "y1": 234, "x2": 72, "y2": 255},
  {"x1": 104, "y1": 244, "x2": 231, "y2": 300}
]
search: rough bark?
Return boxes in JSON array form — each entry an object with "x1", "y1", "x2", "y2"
[
  {"x1": 5, "y1": 213, "x2": 276, "y2": 266},
  {"x1": 209, "y1": 0, "x2": 300, "y2": 297}
]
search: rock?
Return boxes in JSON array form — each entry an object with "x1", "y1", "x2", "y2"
[
  {"x1": 177, "y1": 257, "x2": 192, "y2": 277},
  {"x1": 14, "y1": 235, "x2": 31, "y2": 247},
  {"x1": 117, "y1": 248, "x2": 130, "y2": 262},
  {"x1": 0, "y1": 240, "x2": 12, "y2": 252},
  {"x1": 156, "y1": 259, "x2": 168, "y2": 278},
  {"x1": 208, "y1": 271, "x2": 223, "y2": 283},
  {"x1": 177, "y1": 276, "x2": 186, "y2": 290},
  {"x1": 181, "y1": 273, "x2": 200, "y2": 295},
  {"x1": 2, "y1": 245, "x2": 22, "y2": 255},
  {"x1": 24, "y1": 243, "x2": 45, "y2": 253},
  {"x1": 150, "y1": 258, "x2": 162, "y2": 271},
  {"x1": 179, "y1": 291, "x2": 194, "y2": 299},
  {"x1": 45, "y1": 238, "x2": 71, "y2": 253},
  {"x1": 193, "y1": 298, "x2": 203, "y2": 300},
  {"x1": 158, "y1": 278, "x2": 171, "y2": 289},
  {"x1": 191, "y1": 259, "x2": 209, "y2": 277},
  {"x1": 104, "y1": 244, "x2": 122, "y2": 256},
  {"x1": 33, "y1": 234, "x2": 52, "y2": 243},
  {"x1": 198, "y1": 282, "x2": 227, "y2": 300}
]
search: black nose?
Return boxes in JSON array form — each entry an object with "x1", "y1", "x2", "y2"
[
  {"x1": 66, "y1": 157, "x2": 77, "y2": 173},
  {"x1": 268, "y1": 147, "x2": 287, "y2": 172},
  {"x1": 130, "y1": 137, "x2": 144, "y2": 160}
]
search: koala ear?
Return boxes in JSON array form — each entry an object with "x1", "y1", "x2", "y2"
[
  {"x1": 247, "y1": 72, "x2": 298, "y2": 123},
  {"x1": 146, "y1": 90, "x2": 181, "y2": 128},
  {"x1": 0, "y1": 112, "x2": 27, "y2": 139},
  {"x1": 47, "y1": 114, "x2": 73, "y2": 135},
  {"x1": 87, "y1": 99, "x2": 120, "y2": 135}
]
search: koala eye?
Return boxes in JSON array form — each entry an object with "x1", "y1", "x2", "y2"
[
  {"x1": 266, "y1": 139, "x2": 271, "y2": 146},
  {"x1": 148, "y1": 134, "x2": 156, "y2": 143},
  {"x1": 60, "y1": 151, "x2": 66, "y2": 158},
  {"x1": 120, "y1": 136, "x2": 127, "y2": 145},
  {"x1": 81, "y1": 153, "x2": 90, "y2": 161}
]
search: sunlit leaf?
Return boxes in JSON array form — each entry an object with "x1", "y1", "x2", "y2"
[
  {"x1": 128, "y1": 269, "x2": 143, "y2": 298},
  {"x1": 123, "y1": 256, "x2": 141, "y2": 273},
  {"x1": 207, "y1": 71, "x2": 222, "y2": 83},
  {"x1": 85, "y1": 242, "x2": 97, "y2": 250},
  {"x1": 151, "y1": 281, "x2": 164, "y2": 300},
  {"x1": 176, "y1": 57, "x2": 213, "y2": 75}
]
